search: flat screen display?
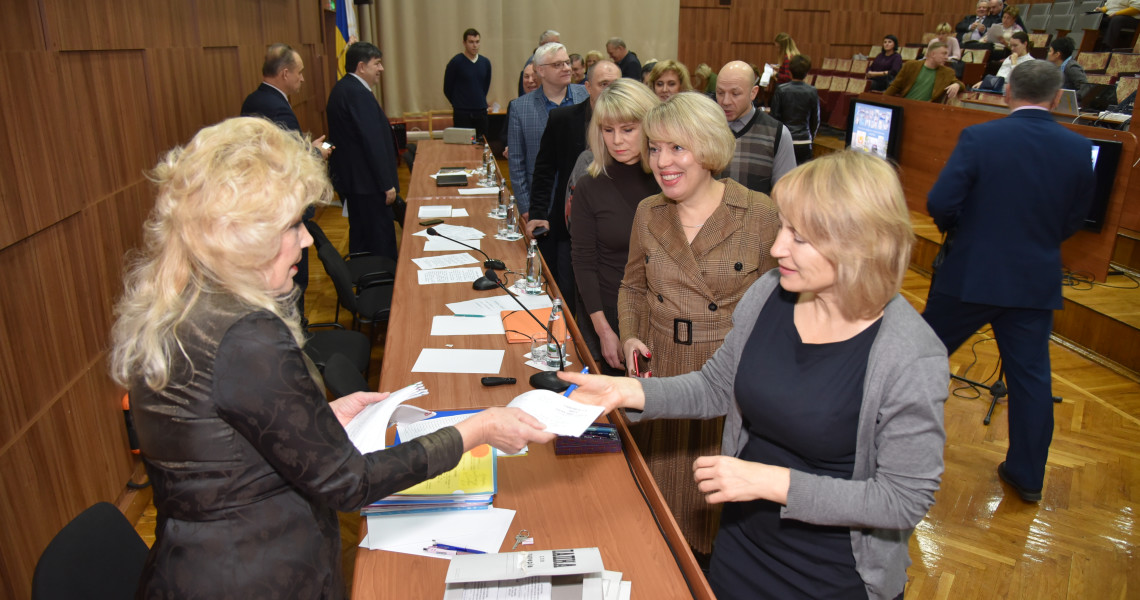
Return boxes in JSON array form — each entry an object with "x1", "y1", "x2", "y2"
[
  {"x1": 1084, "y1": 138, "x2": 1123, "y2": 233},
  {"x1": 845, "y1": 99, "x2": 903, "y2": 161}
]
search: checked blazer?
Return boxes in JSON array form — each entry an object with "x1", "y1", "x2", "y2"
[{"x1": 506, "y1": 84, "x2": 588, "y2": 213}]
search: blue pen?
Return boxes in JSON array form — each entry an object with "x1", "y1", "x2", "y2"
[
  {"x1": 563, "y1": 366, "x2": 589, "y2": 396},
  {"x1": 431, "y1": 543, "x2": 485, "y2": 554},
  {"x1": 453, "y1": 314, "x2": 485, "y2": 318}
]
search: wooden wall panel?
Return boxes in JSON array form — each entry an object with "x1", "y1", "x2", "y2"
[
  {"x1": 263, "y1": 0, "x2": 302, "y2": 47},
  {"x1": 146, "y1": 48, "x2": 209, "y2": 152},
  {"x1": 201, "y1": 46, "x2": 246, "y2": 128},
  {"x1": 200, "y1": 0, "x2": 255, "y2": 47},
  {"x1": 43, "y1": 0, "x2": 198, "y2": 50},
  {"x1": 677, "y1": 7, "x2": 733, "y2": 73},
  {"x1": 0, "y1": 0, "x2": 46, "y2": 51},
  {"x1": 58, "y1": 51, "x2": 159, "y2": 202},
  {"x1": 0, "y1": 92, "x2": 29, "y2": 250},
  {"x1": 300, "y1": 0, "x2": 322, "y2": 44}
]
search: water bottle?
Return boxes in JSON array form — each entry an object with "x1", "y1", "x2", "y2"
[
  {"x1": 545, "y1": 299, "x2": 565, "y2": 369},
  {"x1": 496, "y1": 186, "x2": 507, "y2": 219},
  {"x1": 525, "y1": 239, "x2": 543, "y2": 295},
  {"x1": 505, "y1": 196, "x2": 518, "y2": 236}
]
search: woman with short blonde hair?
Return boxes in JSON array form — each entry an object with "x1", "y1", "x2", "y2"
[
  {"x1": 640, "y1": 92, "x2": 736, "y2": 175},
  {"x1": 647, "y1": 59, "x2": 693, "y2": 102}
]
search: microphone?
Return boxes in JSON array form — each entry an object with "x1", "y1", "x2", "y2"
[
  {"x1": 426, "y1": 227, "x2": 506, "y2": 271},
  {"x1": 482, "y1": 270, "x2": 569, "y2": 392}
]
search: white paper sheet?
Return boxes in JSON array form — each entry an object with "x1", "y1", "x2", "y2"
[
  {"x1": 417, "y1": 267, "x2": 484, "y2": 285},
  {"x1": 414, "y1": 224, "x2": 486, "y2": 239},
  {"x1": 425, "y1": 237, "x2": 480, "y2": 252},
  {"x1": 343, "y1": 382, "x2": 430, "y2": 454},
  {"x1": 431, "y1": 315, "x2": 506, "y2": 336},
  {"x1": 446, "y1": 293, "x2": 553, "y2": 316},
  {"x1": 445, "y1": 548, "x2": 606, "y2": 583},
  {"x1": 418, "y1": 205, "x2": 453, "y2": 218},
  {"x1": 452, "y1": 208, "x2": 470, "y2": 217},
  {"x1": 361, "y1": 507, "x2": 516, "y2": 559},
  {"x1": 411, "y1": 253, "x2": 479, "y2": 270},
  {"x1": 412, "y1": 349, "x2": 504, "y2": 374},
  {"x1": 507, "y1": 390, "x2": 603, "y2": 437},
  {"x1": 458, "y1": 187, "x2": 500, "y2": 195}
]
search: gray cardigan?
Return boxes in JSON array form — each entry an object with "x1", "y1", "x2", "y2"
[{"x1": 632, "y1": 270, "x2": 948, "y2": 600}]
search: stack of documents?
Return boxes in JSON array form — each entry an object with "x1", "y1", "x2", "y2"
[
  {"x1": 443, "y1": 548, "x2": 632, "y2": 599},
  {"x1": 362, "y1": 443, "x2": 498, "y2": 516}
]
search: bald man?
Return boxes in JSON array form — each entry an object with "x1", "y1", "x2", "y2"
[{"x1": 716, "y1": 60, "x2": 796, "y2": 195}]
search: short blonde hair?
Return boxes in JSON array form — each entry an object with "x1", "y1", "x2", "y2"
[
  {"x1": 642, "y1": 92, "x2": 736, "y2": 174},
  {"x1": 771, "y1": 151, "x2": 913, "y2": 320},
  {"x1": 936, "y1": 22, "x2": 953, "y2": 35},
  {"x1": 111, "y1": 117, "x2": 332, "y2": 391},
  {"x1": 648, "y1": 60, "x2": 693, "y2": 95},
  {"x1": 585, "y1": 50, "x2": 605, "y2": 68},
  {"x1": 587, "y1": 79, "x2": 660, "y2": 177}
]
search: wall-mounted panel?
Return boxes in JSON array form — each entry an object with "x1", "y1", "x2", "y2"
[
  {"x1": 201, "y1": 46, "x2": 246, "y2": 128},
  {"x1": 263, "y1": 0, "x2": 302, "y2": 47},
  {"x1": 44, "y1": 0, "x2": 197, "y2": 50},
  {"x1": 58, "y1": 51, "x2": 158, "y2": 204},
  {"x1": 146, "y1": 47, "x2": 208, "y2": 152},
  {"x1": 0, "y1": 0, "x2": 47, "y2": 51}
]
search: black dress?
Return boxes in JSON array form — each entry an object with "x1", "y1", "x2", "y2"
[
  {"x1": 130, "y1": 292, "x2": 463, "y2": 599},
  {"x1": 708, "y1": 286, "x2": 881, "y2": 600}
]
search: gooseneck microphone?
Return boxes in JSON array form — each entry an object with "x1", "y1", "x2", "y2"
[
  {"x1": 482, "y1": 270, "x2": 569, "y2": 392},
  {"x1": 425, "y1": 227, "x2": 507, "y2": 271}
]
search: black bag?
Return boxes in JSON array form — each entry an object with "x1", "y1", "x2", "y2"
[
  {"x1": 390, "y1": 195, "x2": 407, "y2": 226},
  {"x1": 978, "y1": 74, "x2": 1005, "y2": 93}
]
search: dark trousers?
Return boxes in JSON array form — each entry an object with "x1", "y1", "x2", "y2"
[
  {"x1": 792, "y1": 143, "x2": 813, "y2": 165},
  {"x1": 346, "y1": 193, "x2": 398, "y2": 260},
  {"x1": 452, "y1": 110, "x2": 489, "y2": 142},
  {"x1": 294, "y1": 206, "x2": 316, "y2": 318},
  {"x1": 537, "y1": 233, "x2": 574, "y2": 317},
  {"x1": 1100, "y1": 15, "x2": 1139, "y2": 50},
  {"x1": 922, "y1": 291, "x2": 1055, "y2": 490}
]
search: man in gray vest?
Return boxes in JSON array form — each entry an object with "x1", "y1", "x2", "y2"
[{"x1": 716, "y1": 61, "x2": 795, "y2": 195}]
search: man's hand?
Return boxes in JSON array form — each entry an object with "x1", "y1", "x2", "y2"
[
  {"x1": 385, "y1": 188, "x2": 397, "y2": 205},
  {"x1": 526, "y1": 219, "x2": 550, "y2": 236},
  {"x1": 945, "y1": 83, "x2": 961, "y2": 100},
  {"x1": 312, "y1": 135, "x2": 333, "y2": 160}
]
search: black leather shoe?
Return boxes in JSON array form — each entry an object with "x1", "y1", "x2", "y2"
[{"x1": 998, "y1": 462, "x2": 1042, "y2": 502}]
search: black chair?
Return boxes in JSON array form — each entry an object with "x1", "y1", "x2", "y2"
[
  {"x1": 305, "y1": 220, "x2": 396, "y2": 301},
  {"x1": 322, "y1": 352, "x2": 372, "y2": 398},
  {"x1": 33, "y1": 502, "x2": 149, "y2": 600},
  {"x1": 314, "y1": 240, "x2": 394, "y2": 345},
  {"x1": 304, "y1": 323, "x2": 372, "y2": 378}
]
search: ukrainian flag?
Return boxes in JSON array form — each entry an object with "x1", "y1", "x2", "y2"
[{"x1": 335, "y1": 0, "x2": 358, "y2": 79}]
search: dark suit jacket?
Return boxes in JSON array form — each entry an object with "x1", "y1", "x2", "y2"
[
  {"x1": 529, "y1": 100, "x2": 590, "y2": 238},
  {"x1": 927, "y1": 108, "x2": 1094, "y2": 310},
  {"x1": 241, "y1": 83, "x2": 301, "y2": 132},
  {"x1": 326, "y1": 75, "x2": 399, "y2": 197}
]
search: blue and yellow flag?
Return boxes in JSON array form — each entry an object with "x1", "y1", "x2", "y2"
[{"x1": 335, "y1": 0, "x2": 358, "y2": 79}]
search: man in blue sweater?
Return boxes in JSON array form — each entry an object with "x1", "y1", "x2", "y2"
[{"x1": 444, "y1": 28, "x2": 492, "y2": 141}]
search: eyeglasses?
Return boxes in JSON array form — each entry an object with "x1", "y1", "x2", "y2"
[{"x1": 540, "y1": 60, "x2": 572, "y2": 69}]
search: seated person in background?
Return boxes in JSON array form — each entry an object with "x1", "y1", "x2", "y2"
[
  {"x1": 1095, "y1": 0, "x2": 1140, "y2": 51},
  {"x1": 957, "y1": 0, "x2": 992, "y2": 45},
  {"x1": 990, "y1": 32, "x2": 1035, "y2": 87},
  {"x1": 647, "y1": 59, "x2": 693, "y2": 102},
  {"x1": 770, "y1": 55, "x2": 819, "y2": 165},
  {"x1": 931, "y1": 22, "x2": 965, "y2": 79},
  {"x1": 885, "y1": 41, "x2": 964, "y2": 102},
  {"x1": 692, "y1": 63, "x2": 717, "y2": 96},
  {"x1": 1047, "y1": 37, "x2": 1089, "y2": 97},
  {"x1": 867, "y1": 34, "x2": 903, "y2": 92},
  {"x1": 564, "y1": 150, "x2": 948, "y2": 600}
]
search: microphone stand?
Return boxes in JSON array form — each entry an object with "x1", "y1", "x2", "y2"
[
  {"x1": 425, "y1": 227, "x2": 506, "y2": 290},
  {"x1": 483, "y1": 269, "x2": 569, "y2": 392}
]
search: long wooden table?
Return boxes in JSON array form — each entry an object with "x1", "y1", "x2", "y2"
[{"x1": 350, "y1": 140, "x2": 714, "y2": 599}]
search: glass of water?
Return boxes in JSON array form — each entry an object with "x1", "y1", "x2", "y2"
[{"x1": 530, "y1": 337, "x2": 549, "y2": 365}]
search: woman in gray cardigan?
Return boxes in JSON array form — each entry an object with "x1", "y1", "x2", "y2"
[{"x1": 562, "y1": 151, "x2": 948, "y2": 600}]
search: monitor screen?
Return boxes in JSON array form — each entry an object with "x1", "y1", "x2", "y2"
[
  {"x1": 1084, "y1": 138, "x2": 1123, "y2": 233},
  {"x1": 845, "y1": 99, "x2": 903, "y2": 161}
]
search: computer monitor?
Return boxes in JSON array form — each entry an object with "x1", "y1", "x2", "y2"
[
  {"x1": 1084, "y1": 138, "x2": 1123, "y2": 233},
  {"x1": 844, "y1": 98, "x2": 904, "y2": 161}
]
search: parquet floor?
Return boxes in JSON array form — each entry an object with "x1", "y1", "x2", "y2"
[{"x1": 133, "y1": 159, "x2": 1140, "y2": 598}]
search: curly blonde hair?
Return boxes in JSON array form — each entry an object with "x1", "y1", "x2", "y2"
[{"x1": 111, "y1": 117, "x2": 332, "y2": 391}]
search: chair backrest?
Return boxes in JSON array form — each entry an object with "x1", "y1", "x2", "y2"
[
  {"x1": 921, "y1": 32, "x2": 937, "y2": 45},
  {"x1": 834, "y1": 58, "x2": 853, "y2": 73},
  {"x1": 1077, "y1": 51, "x2": 1112, "y2": 72},
  {"x1": 962, "y1": 48, "x2": 990, "y2": 64},
  {"x1": 821, "y1": 57, "x2": 837, "y2": 72},
  {"x1": 850, "y1": 59, "x2": 869, "y2": 75},
  {"x1": 1027, "y1": 3, "x2": 1051, "y2": 19},
  {"x1": 1076, "y1": 11, "x2": 1104, "y2": 31},
  {"x1": 829, "y1": 76, "x2": 849, "y2": 92},
  {"x1": 1028, "y1": 14, "x2": 1050, "y2": 32},
  {"x1": 1047, "y1": 13, "x2": 1076, "y2": 35},
  {"x1": 804, "y1": 73, "x2": 815, "y2": 85},
  {"x1": 1027, "y1": 32, "x2": 1051, "y2": 50},
  {"x1": 1085, "y1": 73, "x2": 1114, "y2": 84},
  {"x1": 322, "y1": 353, "x2": 371, "y2": 397},
  {"x1": 304, "y1": 220, "x2": 333, "y2": 253},
  {"x1": 33, "y1": 502, "x2": 149, "y2": 600},
  {"x1": 1107, "y1": 53, "x2": 1140, "y2": 77},
  {"x1": 1077, "y1": 0, "x2": 1102, "y2": 13},
  {"x1": 1052, "y1": 1, "x2": 1074, "y2": 15},
  {"x1": 1116, "y1": 76, "x2": 1139, "y2": 103},
  {"x1": 900, "y1": 47, "x2": 919, "y2": 61},
  {"x1": 814, "y1": 75, "x2": 833, "y2": 90},
  {"x1": 315, "y1": 241, "x2": 360, "y2": 314},
  {"x1": 846, "y1": 78, "x2": 868, "y2": 94},
  {"x1": 868, "y1": 45, "x2": 882, "y2": 58}
]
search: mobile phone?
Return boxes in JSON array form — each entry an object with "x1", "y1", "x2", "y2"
[
  {"x1": 633, "y1": 351, "x2": 652, "y2": 378},
  {"x1": 531, "y1": 226, "x2": 549, "y2": 237},
  {"x1": 321, "y1": 142, "x2": 333, "y2": 150},
  {"x1": 419, "y1": 218, "x2": 444, "y2": 226}
]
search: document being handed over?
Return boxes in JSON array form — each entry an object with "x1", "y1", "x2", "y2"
[{"x1": 507, "y1": 390, "x2": 604, "y2": 437}]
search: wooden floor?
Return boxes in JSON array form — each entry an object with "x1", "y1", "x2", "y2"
[{"x1": 133, "y1": 159, "x2": 1140, "y2": 598}]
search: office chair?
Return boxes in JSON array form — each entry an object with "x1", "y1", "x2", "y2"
[
  {"x1": 314, "y1": 241, "x2": 394, "y2": 346},
  {"x1": 305, "y1": 221, "x2": 396, "y2": 294},
  {"x1": 322, "y1": 352, "x2": 372, "y2": 398},
  {"x1": 304, "y1": 323, "x2": 372, "y2": 378},
  {"x1": 32, "y1": 502, "x2": 149, "y2": 600}
]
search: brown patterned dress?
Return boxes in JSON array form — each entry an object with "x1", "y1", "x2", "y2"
[{"x1": 618, "y1": 178, "x2": 780, "y2": 554}]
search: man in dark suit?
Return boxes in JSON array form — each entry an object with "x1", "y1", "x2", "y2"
[
  {"x1": 525, "y1": 60, "x2": 622, "y2": 305},
  {"x1": 922, "y1": 60, "x2": 1094, "y2": 503},
  {"x1": 241, "y1": 43, "x2": 332, "y2": 317},
  {"x1": 605, "y1": 37, "x2": 642, "y2": 80},
  {"x1": 326, "y1": 42, "x2": 400, "y2": 259}
]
